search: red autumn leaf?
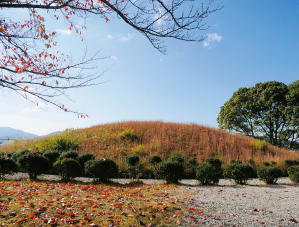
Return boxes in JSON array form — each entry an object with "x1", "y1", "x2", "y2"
[{"x1": 289, "y1": 219, "x2": 298, "y2": 223}]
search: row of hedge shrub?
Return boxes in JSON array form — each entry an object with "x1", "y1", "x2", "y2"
[{"x1": 0, "y1": 150, "x2": 299, "y2": 185}]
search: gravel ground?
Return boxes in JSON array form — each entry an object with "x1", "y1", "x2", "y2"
[
  {"x1": 3, "y1": 174, "x2": 299, "y2": 227},
  {"x1": 177, "y1": 179, "x2": 299, "y2": 227}
]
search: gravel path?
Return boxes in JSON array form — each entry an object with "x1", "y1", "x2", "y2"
[
  {"x1": 3, "y1": 174, "x2": 299, "y2": 226},
  {"x1": 177, "y1": 179, "x2": 299, "y2": 227}
]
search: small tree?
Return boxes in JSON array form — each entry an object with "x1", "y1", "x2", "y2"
[
  {"x1": 18, "y1": 152, "x2": 50, "y2": 180},
  {"x1": 148, "y1": 155, "x2": 162, "y2": 166},
  {"x1": 43, "y1": 151, "x2": 60, "y2": 164},
  {"x1": 59, "y1": 151, "x2": 79, "y2": 160},
  {"x1": 54, "y1": 158, "x2": 82, "y2": 182},
  {"x1": 78, "y1": 153, "x2": 96, "y2": 169},
  {"x1": 0, "y1": 158, "x2": 18, "y2": 179},
  {"x1": 158, "y1": 161, "x2": 184, "y2": 184},
  {"x1": 196, "y1": 163, "x2": 220, "y2": 185},
  {"x1": 167, "y1": 156, "x2": 184, "y2": 164},
  {"x1": 288, "y1": 165, "x2": 299, "y2": 183},
  {"x1": 85, "y1": 159, "x2": 118, "y2": 183},
  {"x1": 224, "y1": 163, "x2": 255, "y2": 185},
  {"x1": 257, "y1": 166, "x2": 283, "y2": 184}
]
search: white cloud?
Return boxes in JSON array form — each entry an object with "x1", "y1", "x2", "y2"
[
  {"x1": 55, "y1": 29, "x2": 72, "y2": 36},
  {"x1": 119, "y1": 34, "x2": 134, "y2": 42},
  {"x1": 107, "y1": 34, "x2": 114, "y2": 40},
  {"x1": 203, "y1": 33, "x2": 223, "y2": 48},
  {"x1": 111, "y1": 56, "x2": 118, "y2": 60}
]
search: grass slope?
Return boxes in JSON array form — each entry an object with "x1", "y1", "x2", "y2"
[{"x1": 1, "y1": 121, "x2": 298, "y2": 171}]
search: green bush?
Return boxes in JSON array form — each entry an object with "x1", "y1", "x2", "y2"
[
  {"x1": 43, "y1": 150, "x2": 60, "y2": 164},
  {"x1": 77, "y1": 153, "x2": 95, "y2": 168},
  {"x1": 186, "y1": 158, "x2": 198, "y2": 179},
  {"x1": 12, "y1": 149, "x2": 30, "y2": 162},
  {"x1": 126, "y1": 155, "x2": 140, "y2": 166},
  {"x1": 167, "y1": 156, "x2": 184, "y2": 164},
  {"x1": 288, "y1": 165, "x2": 299, "y2": 183},
  {"x1": 205, "y1": 157, "x2": 222, "y2": 178},
  {"x1": 158, "y1": 161, "x2": 184, "y2": 184},
  {"x1": 148, "y1": 155, "x2": 162, "y2": 166},
  {"x1": 257, "y1": 166, "x2": 283, "y2": 184},
  {"x1": 18, "y1": 152, "x2": 50, "y2": 180},
  {"x1": 285, "y1": 160, "x2": 299, "y2": 168},
  {"x1": 54, "y1": 158, "x2": 82, "y2": 181},
  {"x1": 85, "y1": 159, "x2": 118, "y2": 182},
  {"x1": 119, "y1": 128, "x2": 138, "y2": 141},
  {"x1": 53, "y1": 137, "x2": 79, "y2": 151},
  {"x1": 0, "y1": 158, "x2": 18, "y2": 178},
  {"x1": 196, "y1": 163, "x2": 219, "y2": 185},
  {"x1": 224, "y1": 163, "x2": 254, "y2": 185},
  {"x1": 59, "y1": 151, "x2": 79, "y2": 160}
]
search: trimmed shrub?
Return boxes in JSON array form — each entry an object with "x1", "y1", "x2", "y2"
[
  {"x1": 205, "y1": 157, "x2": 222, "y2": 178},
  {"x1": 224, "y1": 163, "x2": 254, "y2": 185},
  {"x1": 54, "y1": 158, "x2": 82, "y2": 181},
  {"x1": 126, "y1": 155, "x2": 140, "y2": 166},
  {"x1": 158, "y1": 161, "x2": 184, "y2": 184},
  {"x1": 205, "y1": 157, "x2": 221, "y2": 169},
  {"x1": 12, "y1": 149, "x2": 30, "y2": 162},
  {"x1": 85, "y1": 159, "x2": 118, "y2": 182},
  {"x1": 257, "y1": 166, "x2": 283, "y2": 184},
  {"x1": 196, "y1": 163, "x2": 219, "y2": 185},
  {"x1": 43, "y1": 150, "x2": 60, "y2": 164},
  {"x1": 18, "y1": 152, "x2": 50, "y2": 180},
  {"x1": 288, "y1": 165, "x2": 299, "y2": 183},
  {"x1": 167, "y1": 156, "x2": 184, "y2": 164},
  {"x1": 77, "y1": 153, "x2": 95, "y2": 168},
  {"x1": 0, "y1": 158, "x2": 18, "y2": 178},
  {"x1": 148, "y1": 155, "x2": 162, "y2": 166},
  {"x1": 59, "y1": 151, "x2": 79, "y2": 160},
  {"x1": 186, "y1": 158, "x2": 198, "y2": 179}
]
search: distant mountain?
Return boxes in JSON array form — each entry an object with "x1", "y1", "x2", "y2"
[{"x1": 0, "y1": 127, "x2": 38, "y2": 144}]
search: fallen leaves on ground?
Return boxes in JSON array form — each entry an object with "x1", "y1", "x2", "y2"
[{"x1": 0, "y1": 180, "x2": 188, "y2": 226}]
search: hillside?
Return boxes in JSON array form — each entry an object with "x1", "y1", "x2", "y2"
[
  {"x1": 0, "y1": 127, "x2": 38, "y2": 144},
  {"x1": 1, "y1": 121, "x2": 298, "y2": 170}
]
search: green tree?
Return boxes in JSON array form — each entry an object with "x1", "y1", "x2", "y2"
[{"x1": 217, "y1": 81, "x2": 299, "y2": 149}]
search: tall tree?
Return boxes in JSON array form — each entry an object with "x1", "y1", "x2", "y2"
[
  {"x1": 0, "y1": 0, "x2": 221, "y2": 115},
  {"x1": 217, "y1": 81, "x2": 299, "y2": 150}
]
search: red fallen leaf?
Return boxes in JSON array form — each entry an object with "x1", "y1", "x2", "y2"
[
  {"x1": 258, "y1": 222, "x2": 265, "y2": 224},
  {"x1": 189, "y1": 208, "x2": 195, "y2": 210},
  {"x1": 289, "y1": 219, "x2": 298, "y2": 223},
  {"x1": 113, "y1": 222, "x2": 119, "y2": 225},
  {"x1": 198, "y1": 211, "x2": 203, "y2": 214},
  {"x1": 17, "y1": 218, "x2": 26, "y2": 222},
  {"x1": 79, "y1": 206, "x2": 87, "y2": 210},
  {"x1": 158, "y1": 202, "x2": 163, "y2": 205},
  {"x1": 84, "y1": 216, "x2": 89, "y2": 220}
]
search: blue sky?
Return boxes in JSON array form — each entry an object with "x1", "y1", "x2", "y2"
[{"x1": 1, "y1": 0, "x2": 299, "y2": 136}]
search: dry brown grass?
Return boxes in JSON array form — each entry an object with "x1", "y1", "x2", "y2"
[{"x1": 1, "y1": 121, "x2": 298, "y2": 171}]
